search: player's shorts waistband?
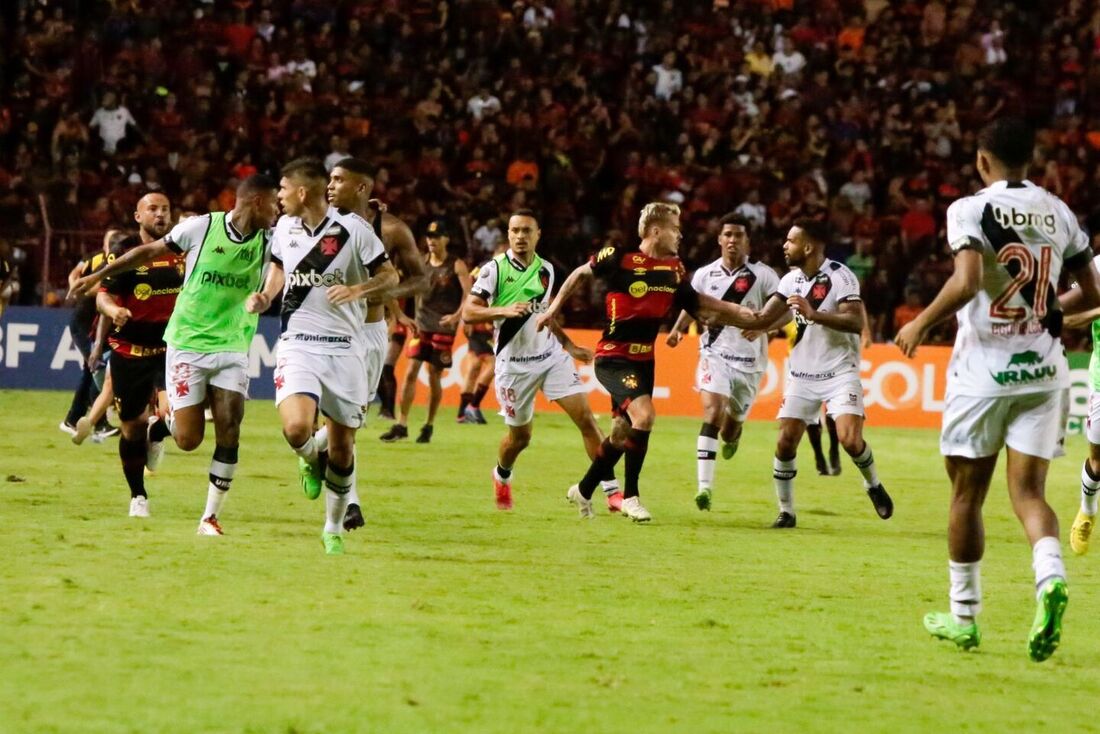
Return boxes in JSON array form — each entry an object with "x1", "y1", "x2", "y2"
[
  {"x1": 283, "y1": 334, "x2": 353, "y2": 345},
  {"x1": 704, "y1": 350, "x2": 760, "y2": 366},
  {"x1": 507, "y1": 351, "x2": 554, "y2": 364}
]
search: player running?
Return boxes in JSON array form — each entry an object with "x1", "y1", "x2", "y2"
[
  {"x1": 1064, "y1": 257, "x2": 1100, "y2": 556},
  {"x1": 896, "y1": 118, "x2": 1100, "y2": 661},
  {"x1": 667, "y1": 213, "x2": 780, "y2": 511},
  {"x1": 248, "y1": 158, "x2": 397, "y2": 555},
  {"x1": 537, "y1": 202, "x2": 763, "y2": 522},
  {"x1": 457, "y1": 319, "x2": 496, "y2": 424},
  {"x1": 464, "y1": 210, "x2": 621, "y2": 512},
  {"x1": 71, "y1": 174, "x2": 280, "y2": 536}
]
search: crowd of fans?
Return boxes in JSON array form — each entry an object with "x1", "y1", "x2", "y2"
[{"x1": 3, "y1": 0, "x2": 1100, "y2": 342}]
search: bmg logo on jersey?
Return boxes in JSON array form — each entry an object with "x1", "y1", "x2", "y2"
[
  {"x1": 991, "y1": 205, "x2": 1057, "y2": 235},
  {"x1": 286, "y1": 268, "x2": 346, "y2": 288}
]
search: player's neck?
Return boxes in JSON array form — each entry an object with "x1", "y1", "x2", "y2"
[
  {"x1": 508, "y1": 248, "x2": 535, "y2": 267},
  {"x1": 722, "y1": 255, "x2": 746, "y2": 271},
  {"x1": 229, "y1": 206, "x2": 258, "y2": 237},
  {"x1": 299, "y1": 199, "x2": 330, "y2": 231},
  {"x1": 799, "y1": 253, "x2": 826, "y2": 277},
  {"x1": 639, "y1": 237, "x2": 672, "y2": 258},
  {"x1": 429, "y1": 249, "x2": 447, "y2": 266}
]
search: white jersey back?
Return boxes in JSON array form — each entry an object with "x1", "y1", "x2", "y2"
[
  {"x1": 271, "y1": 206, "x2": 388, "y2": 354},
  {"x1": 776, "y1": 259, "x2": 861, "y2": 381},
  {"x1": 691, "y1": 258, "x2": 780, "y2": 373},
  {"x1": 946, "y1": 179, "x2": 1090, "y2": 396}
]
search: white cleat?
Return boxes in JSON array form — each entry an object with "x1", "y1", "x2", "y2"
[
  {"x1": 129, "y1": 496, "x2": 150, "y2": 518},
  {"x1": 566, "y1": 484, "x2": 595, "y2": 518},
  {"x1": 197, "y1": 515, "x2": 224, "y2": 536},
  {"x1": 72, "y1": 417, "x2": 94, "y2": 445},
  {"x1": 621, "y1": 496, "x2": 652, "y2": 523},
  {"x1": 146, "y1": 419, "x2": 166, "y2": 472}
]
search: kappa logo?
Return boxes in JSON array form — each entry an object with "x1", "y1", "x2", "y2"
[
  {"x1": 213, "y1": 246, "x2": 226, "y2": 255},
  {"x1": 288, "y1": 240, "x2": 301, "y2": 249}
]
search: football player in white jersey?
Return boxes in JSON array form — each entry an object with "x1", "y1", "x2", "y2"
[
  {"x1": 724, "y1": 218, "x2": 893, "y2": 528},
  {"x1": 667, "y1": 213, "x2": 780, "y2": 511},
  {"x1": 896, "y1": 118, "x2": 1100, "y2": 660},
  {"x1": 247, "y1": 159, "x2": 398, "y2": 555}
]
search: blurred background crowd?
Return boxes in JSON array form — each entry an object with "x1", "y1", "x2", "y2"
[{"x1": 2, "y1": 0, "x2": 1100, "y2": 343}]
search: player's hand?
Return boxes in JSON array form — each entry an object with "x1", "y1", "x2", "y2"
[
  {"x1": 367, "y1": 199, "x2": 388, "y2": 214},
  {"x1": 741, "y1": 329, "x2": 764, "y2": 342},
  {"x1": 439, "y1": 312, "x2": 461, "y2": 328},
  {"x1": 786, "y1": 295, "x2": 816, "y2": 321},
  {"x1": 894, "y1": 320, "x2": 925, "y2": 358},
  {"x1": 566, "y1": 343, "x2": 594, "y2": 364},
  {"x1": 666, "y1": 330, "x2": 682, "y2": 347},
  {"x1": 111, "y1": 307, "x2": 132, "y2": 328},
  {"x1": 246, "y1": 292, "x2": 272, "y2": 314},
  {"x1": 68, "y1": 274, "x2": 102, "y2": 299},
  {"x1": 499, "y1": 301, "x2": 532, "y2": 318},
  {"x1": 861, "y1": 329, "x2": 873, "y2": 350},
  {"x1": 326, "y1": 285, "x2": 360, "y2": 306},
  {"x1": 463, "y1": 323, "x2": 473, "y2": 337},
  {"x1": 534, "y1": 310, "x2": 556, "y2": 332},
  {"x1": 397, "y1": 313, "x2": 418, "y2": 336},
  {"x1": 87, "y1": 345, "x2": 103, "y2": 371}
]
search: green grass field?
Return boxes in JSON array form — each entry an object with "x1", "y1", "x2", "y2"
[{"x1": 3, "y1": 388, "x2": 1100, "y2": 733}]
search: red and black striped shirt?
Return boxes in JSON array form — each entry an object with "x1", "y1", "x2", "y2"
[{"x1": 101, "y1": 254, "x2": 184, "y2": 358}]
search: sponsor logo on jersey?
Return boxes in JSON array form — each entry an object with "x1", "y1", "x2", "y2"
[
  {"x1": 285, "y1": 268, "x2": 346, "y2": 288},
  {"x1": 213, "y1": 246, "x2": 226, "y2": 255},
  {"x1": 134, "y1": 283, "x2": 152, "y2": 300},
  {"x1": 596, "y1": 246, "x2": 616, "y2": 262},
  {"x1": 991, "y1": 206, "x2": 1057, "y2": 236},
  {"x1": 199, "y1": 270, "x2": 253, "y2": 288},
  {"x1": 991, "y1": 350, "x2": 1056, "y2": 385},
  {"x1": 629, "y1": 281, "x2": 648, "y2": 297},
  {"x1": 622, "y1": 373, "x2": 639, "y2": 389}
]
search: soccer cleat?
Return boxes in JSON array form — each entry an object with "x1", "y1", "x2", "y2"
[
  {"x1": 416, "y1": 425, "x2": 434, "y2": 444},
  {"x1": 378, "y1": 408, "x2": 395, "y2": 421},
  {"x1": 695, "y1": 488, "x2": 712, "y2": 511},
  {"x1": 299, "y1": 457, "x2": 323, "y2": 500},
  {"x1": 867, "y1": 484, "x2": 893, "y2": 519},
  {"x1": 923, "y1": 611, "x2": 981, "y2": 651},
  {"x1": 322, "y1": 531, "x2": 345, "y2": 555},
  {"x1": 721, "y1": 439, "x2": 739, "y2": 460},
  {"x1": 95, "y1": 422, "x2": 120, "y2": 440},
  {"x1": 606, "y1": 491, "x2": 623, "y2": 513},
  {"x1": 72, "y1": 417, "x2": 94, "y2": 445},
  {"x1": 828, "y1": 449, "x2": 842, "y2": 476},
  {"x1": 197, "y1": 515, "x2": 223, "y2": 536},
  {"x1": 379, "y1": 424, "x2": 408, "y2": 442},
  {"x1": 494, "y1": 471, "x2": 513, "y2": 511},
  {"x1": 467, "y1": 407, "x2": 488, "y2": 425},
  {"x1": 567, "y1": 484, "x2": 594, "y2": 518},
  {"x1": 129, "y1": 496, "x2": 150, "y2": 518},
  {"x1": 1070, "y1": 511, "x2": 1094, "y2": 555},
  {"x1": 343, "y1": 503, "x2": 365, "y2": 532},
  {"x1": 59, "y1": 420, "x2": 78, "y2": 438},
  {"x1": 146, "y1": 421, "x2": 166, "y2": 472},
  {"x1": 771, "y1": 511, "x2": 797, "y2": 528},
  {"x1": 815, "y1": 455, "x2": 829, "y2": 476},
  {"x1": 621, "y1": 496, "x2": 652, "y2": 523},
  {"x1": 456, "y1": 413, "x2": 467, "y2": 424},
  {"x1": 1028, "y1": 578, "x2": 1069, "y2": 663}
]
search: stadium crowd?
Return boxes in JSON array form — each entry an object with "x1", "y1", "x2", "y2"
[{"x1": 2, "y1": 0, "x2": 1100, "y2": 342}]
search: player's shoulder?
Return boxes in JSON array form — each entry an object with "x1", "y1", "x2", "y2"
[
  {"x1": 777, "y1": 268, "x2": 800, "y2": 287},
  {"x1": 825, "y1": 259, "x2": 858, "y2": 280},
  {"x1": 591, "y1": 243, "x2": 621, "y2": 265}
]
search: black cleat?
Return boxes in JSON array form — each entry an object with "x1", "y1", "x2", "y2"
[
  {"x1": 379, "y1": 409, "x2": 395, "y2": 421},
  {"x1": 95, "y1": 422, "x2": 120, "y2": 439},
  {"x1": 380, "y1": 424, "x2": 408, "y2": 442},
  {"x1": 828, "y1": 449, "x2": 842, "y2": 476},
  {"x1": 471, "y1": 408, "x2": 487, "y2": 425},
  {"x1": 772, "y1": 511, "x2": 797, "y2": 528},
  {"x1": 815, "y1": 456, "x2": 829, "y2": 476},
  {"x1": 867, "y1": 483, "x2": 893, "y2": 519},
  {"x1": 416, "y1": 425, "x2": 434, "y2": 443},
  {"x1": 343, "y1": 503, "x2": 365, "y2": 532}
]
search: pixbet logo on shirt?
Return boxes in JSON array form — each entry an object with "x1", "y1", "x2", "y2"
[{"x1": 286, "y1": 268, "x2": 346, "y2": 288}]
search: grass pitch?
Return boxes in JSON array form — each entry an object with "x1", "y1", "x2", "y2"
[{"x1": 2, "y1": 388, "x2": 1099, "y2": 733}]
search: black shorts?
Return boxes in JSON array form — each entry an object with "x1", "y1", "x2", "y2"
[
  {"x1": 468, "y1": 330, "x2": 494, "y2": 358},
  {"x1": 391, "y1": 322, "x2": 408, "y2": 346},
  {"x1": 595, "y1": 357, "x2": 655, "y2": 418},
  {"x1": 110, "y1": 354, "x2": 165, "y2": 421},
  {"x1": 407, "y1": 331, "x2": 455, "y2": 370}
]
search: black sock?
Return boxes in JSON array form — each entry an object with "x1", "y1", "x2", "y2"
[
  {"x1": 379, "y1": 364, "x2": 397, "y2": 414},
  {"x1": 579, "y1": 438, "x2": 624, "y2": 499},
  {"x1": 826, "y1": 416, "x2": 840, "y2": 456},
  {"x1": 471, "y1": 383, "x2": 489, "y2": 408},
  {"x1": 623, "y1": 428, "x2": 651, "y2": 499},
  {"x1": 807, "y1": 423, "x2": 825, "y2": 463},
  {"x1": 209, "y1": 443, "x2": 239, "y2": 492},
  {"x1": 496, "y1": 463, "x2": 512, "y2": 480},
  {"x1": 149, "y1": 418, "x2": 172, "y2": 443},
  {"x1": 119, "y1": 435, "x2": 147, "y2": 498},
  {"x1": 459, "y1": 392, "x2": 473, "y2": 416},
  {"x1": 700, "y1": 422, "x2": 719, "y2": 439}
]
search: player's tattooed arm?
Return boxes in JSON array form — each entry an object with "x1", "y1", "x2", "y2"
[
  {"x1": 68, "y1": 241, "x2": 172, "y2": 298},
  {"x1": 329, "y1": 261, "x2": 400, "y2": 306},
  {"x1": 697, "y1": 292, "x2": 785, "y2": 330},
  {"x1": 462, "y1": 293, "x2": 531, "y2": 323},
  {"x1": 547, "y1": 316, "x2": 594, "y2": 363},
  {"x1": 536, "y1": 262, "x2": 593, "y2": 331},
  {"x1": 246, "y1": 260, "x2": 285, "y2": 314},
  {"x1": 371, "y1": 215, "x2": 428, "y2": 303},
  {"x1": 896, "y1": 248, "x2": 982, "y2": 358}
]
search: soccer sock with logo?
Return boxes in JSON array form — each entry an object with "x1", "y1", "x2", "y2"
[
  {"x1": 1081, "y1": 461, "x2": 1100, "y2": 516},
  {"x1": 622, "y1": 428, "x2": 651, "y2": 499},
  {"x1": 203, "y1": 444, "x2": 237, "y2": 519},
  {"x1": 949, "y1": 560, "x2": 981, "y2": 624},
  {"x1": 600, "y1": 477, "x2": 620, "y2": 496},
  {"x1": 1032, "y1": 536, "x2": 1066, "y2": 593},
  {"x1": 773, "y1": 456, "x2": 796, "y2": 514},
  {"x1": 471, "y1": 383, "x2": 490, "y2": 408},
  {"x1": 579, "y1": 438, "x2": 624, "y2": 499},
  {"x1": 324, "y1": 461, "x2": 354, "y2": 534},
  {"x1": 119, "y1": 435, "x2": 148, "y2": 498},
  {"x1": 697, "y1": 423, "x2": 719, "y2": 492},
  {"x1": 459, "y1": 392, "x2": 473, "y2": 417},
  {"x1": 851, "y1": 442, "x2": 880, "y2": 489}
]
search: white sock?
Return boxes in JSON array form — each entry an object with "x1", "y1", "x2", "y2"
[
  {"x1": 697, "y1": 434, "x2": 718, "y2": 491},
  {"x1": 292, "y1": 436, "x2": 318, "y2": 465},
  {"x1": 493, "y1": 465, "x2": 511, "y2": 484},
  {"x1": 949, "y1": 560, "x2": 981, "y2": 623},
  {"x1": 1032, "y1": 536, "x2": 1066, "y2": 594},
  {"x1": 314, "y1": 425, "x2": 329, "y2": 453},
  {"x1": 324, "y1": 462, "x2": 354, "y2": 535},
  {"x1": 203, "y1": 485, "x2": 228, "y2": 519},
  {"x1": 600, "y1": 479, "x2": 620, "y2": 496},
  {"x1": 1081, "y1": 461, "x2": 1100, "y2": 516},
  {"x1": 852, "y1": 442, "x2": 879, "y2": 489},
  {"x1": 203, "y1": 458, "x2": 235, "y2": 519},
  {"x1": 346, "y1": 484, "x2": 361, "y2": 506},
  {"x1": 773, "y1": 456, "x2": 796, "y2": 514}
]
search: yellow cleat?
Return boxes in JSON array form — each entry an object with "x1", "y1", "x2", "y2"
[{"x1": 1070, "y1": 510, "x2": 1094, "y2": 556}]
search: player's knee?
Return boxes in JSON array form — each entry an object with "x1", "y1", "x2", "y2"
[
  {"x1": 509, "y1": 429, "x2": 532, "y2": 451},
  {"x1": 175, "y1": 431, "x2": 203, "y2": 452},
  {"x1": 328, "y1": 444, "x2": 354, "y2": 469},
  {"x1": 776, "y1": 433, "x2": 799, "y2": 459},
  {"x1": 282, "y1": 421, "x2": 313, "y2": 448},
  {"x1": 840, "y1": 434, "x2": 863, "y2": 456}
]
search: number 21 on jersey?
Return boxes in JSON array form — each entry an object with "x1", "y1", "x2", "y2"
[{"x1": 989, "y1": 244, "x2": 1051, "y2": 320}]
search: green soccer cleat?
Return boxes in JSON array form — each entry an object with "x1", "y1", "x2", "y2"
[
  {"x1": 1028, "y1": 578, "x2": 1068, "y2": 663},
  {"x1": 923, "y1": 611, "x2": 981, "y2": 651},
  {"x1": 322, "y1": 532, "x2": 345, "y2": 555},
  {"x1": 299, "y1": 457, "x2": 323, "y2": 500},
  {"x1": 694, "y1": 488, "x2": 712, "y2": 511},
  {"x1": 721, "y1": 439, "x2": 739, "y2": 460}
]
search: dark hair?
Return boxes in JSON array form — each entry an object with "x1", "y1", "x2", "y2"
[
  {"x1": 978, "y1": 117, "x2": 1034, "y2": 169},
  {"x1": 792, "y1": 218, "x2": 829, "y2": 246},
  {"x1": 237, "y1": 173, "x2": 279, "y2": 196},
  {"x1": 510, "y1": 208, "x2": 539, "y2": 222},
  {"x1": 718, "y1": 212, "x2": 751, "y2": 230},
  {"x1": 280, "y1": 157, "x2": 328, "y2": 184},
  {"x1": 333, "y1": 157, "x2": 374, "y2": 179}
]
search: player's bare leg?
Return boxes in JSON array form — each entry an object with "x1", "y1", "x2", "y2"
[
  {"x1": 279, "y1": 394, "x2": 325, "y2": 500},
  {"x1": 73, "y1": 369, "x2": 118, "y2": 444},
  {"x1": 832, "y1": 414, "x2": 891, "y2": 519},
  {"x1": 381, "y1": 358, "x2": 422, "y2": 442},
  {"x1": 418, "y1": 364, "x2": 443, "y2": 443}
]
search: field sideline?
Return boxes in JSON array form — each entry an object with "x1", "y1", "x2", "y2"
[{"x1": 2, "y1": 388, "x2": 1099, "y2": 733}]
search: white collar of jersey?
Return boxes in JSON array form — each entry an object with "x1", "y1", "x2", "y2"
[
  {"x1": 988, "y1": 179, "x2": 1033, "y2": 191},
  {"x1": 798, "y1": 259, "x2": 831, "y2": 280},
  {"x1": 224, "y1": 210, "x2": 247, "y2": 243},
  {"x1": 506, "y1": 249, "x2": 534, "y2": 271},
  {"x1": 720, "y1": 259, "x2": 748, "y2": 276},
  {"x1": 297, "y1": 207, "x2": 335, "y2": 238}
]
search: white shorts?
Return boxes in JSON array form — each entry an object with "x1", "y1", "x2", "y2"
[
  {"x1": 274, "y1": 343, "x2": 368, "y2": 429},
  {"x1": 166, "y1": 347, "x2": 250, "y2": 412},
  {"x1": 777, "y1": 373, "x2": 864, "y2": 423},
  {"x1": 1086, "y1": 390, "x2": 1100, "y2": 446},
  {"x1": 363, "y1": 320, "x2": 387, "y2": 403},
  {"x1": 495, "y1": 350, "x2": 585, "y2": 426},
  {"x1": 940, "y1": 390, "x2": 1066, "y2": 460},
  {"x1": 695, "y1": 354, "x2": 763, "y2": 421}
]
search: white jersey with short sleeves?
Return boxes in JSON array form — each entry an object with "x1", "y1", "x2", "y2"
[
  {"x1": 776, "y1": 259, "x2": 862, "y2": 382},
  {"x1": 271, "y1": 206, "x2": 388, "y2": 355},
  {"x1": 945, "y1": 179, "x2": 1091, "y2": 397},
  {"x1": 469, "y1": 252, "x2": 560, "y2": 363},
  {"x1": 692, "y1": 258, "x2": 780, "y2": 373}
]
